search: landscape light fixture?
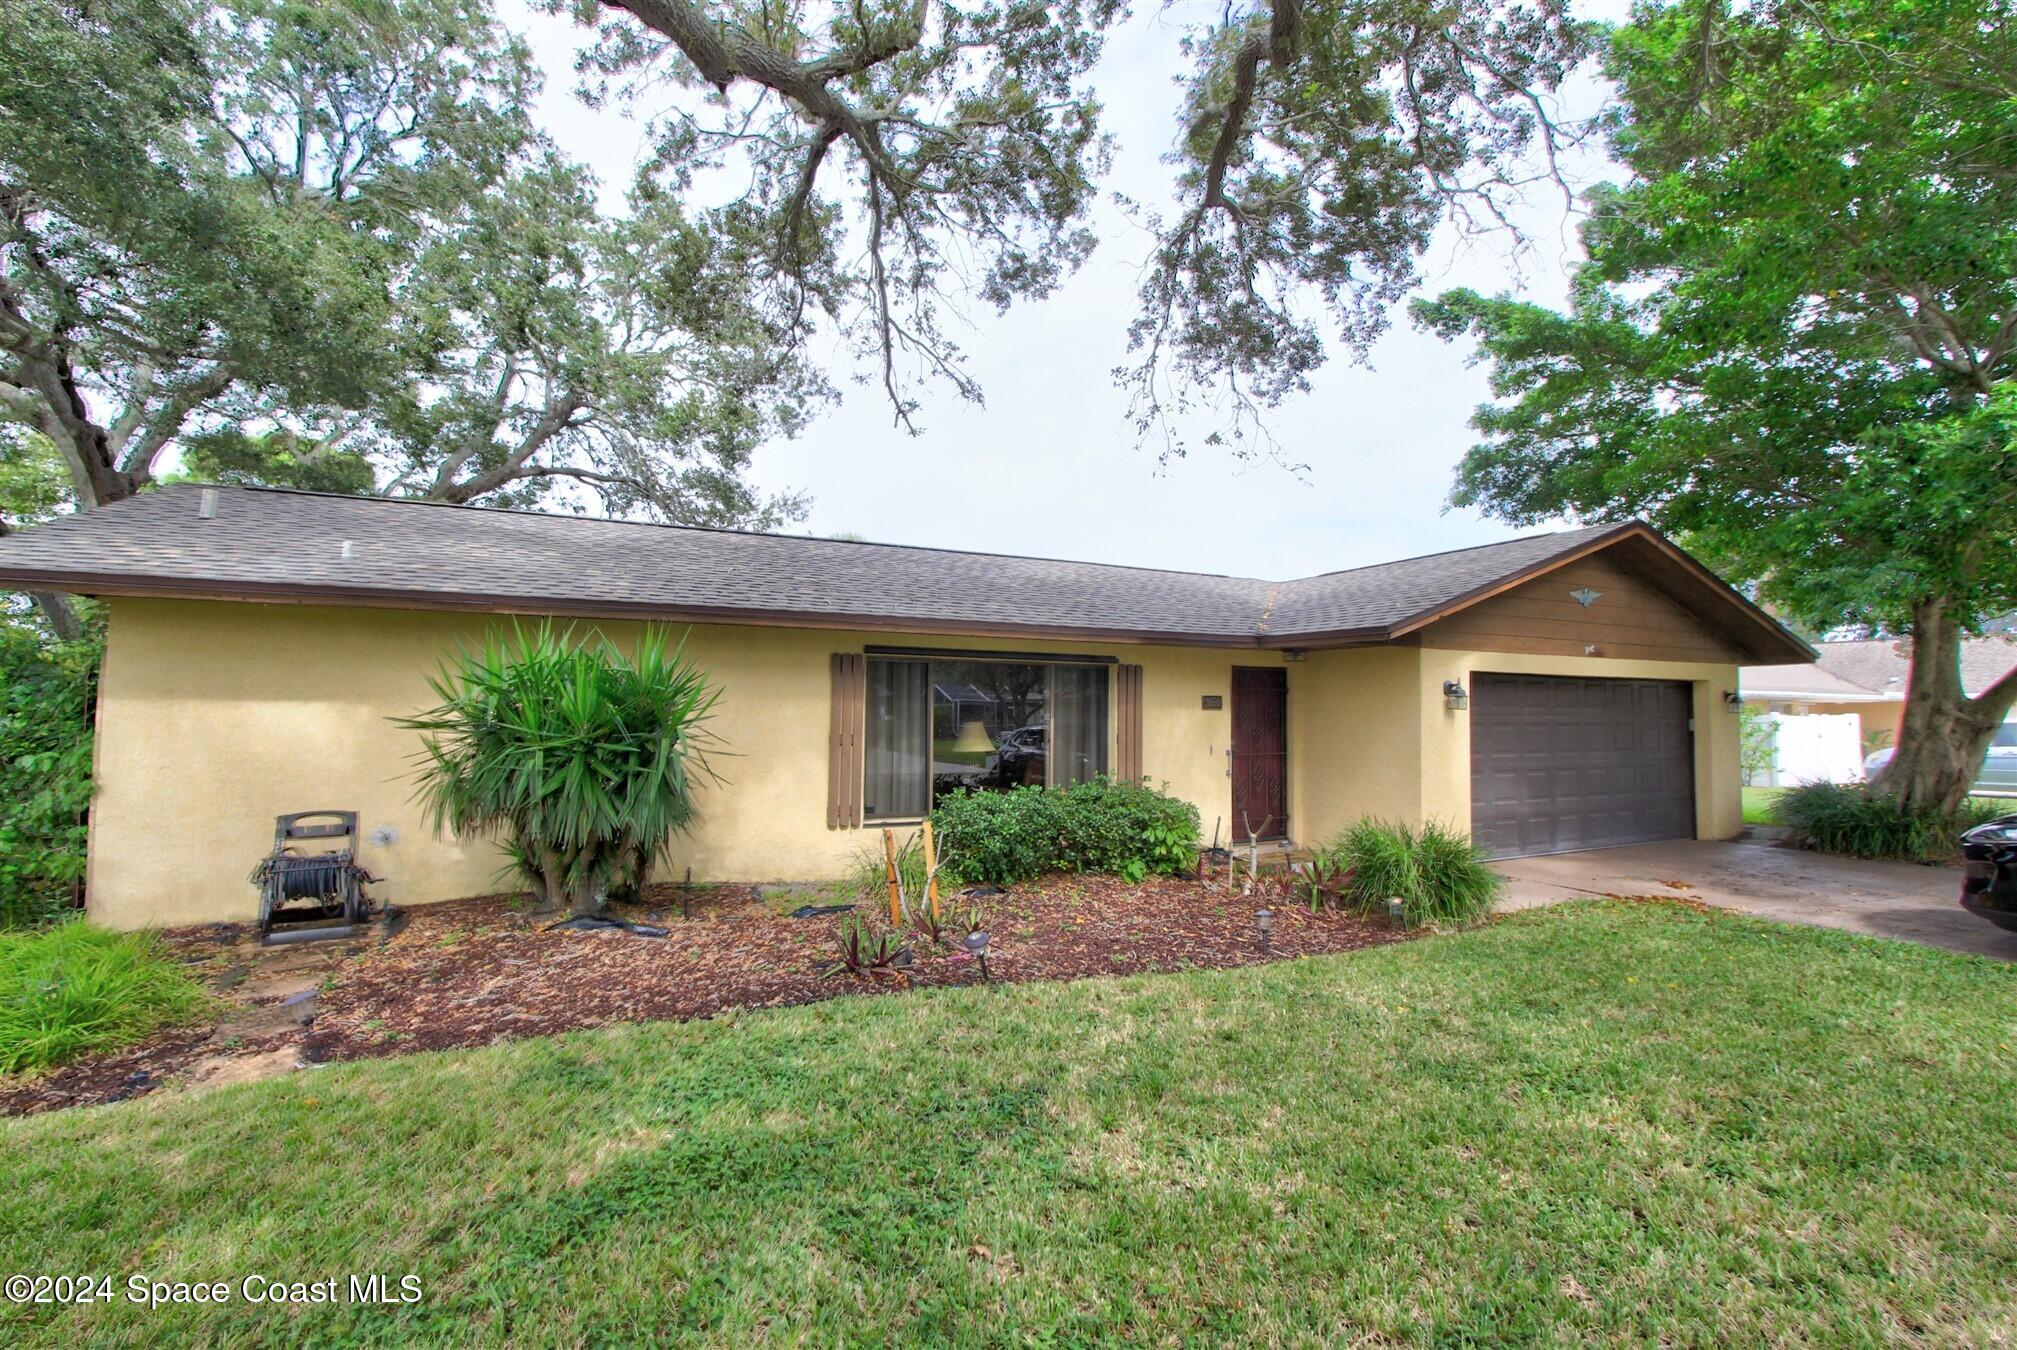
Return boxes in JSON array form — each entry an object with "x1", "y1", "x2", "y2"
[
  {"x1": 963, "y1": 928, "x2": 992, "y2": 982},
  {"x1": 1255, "y1": 907, "x2": 1274, "y2": 955},
  {"x1": 1385, "y1": 897, "x2": 1406, "y2": 926},
  {"x1": 1443, "y1": 680, "x2": 1469, "y2": 712}
]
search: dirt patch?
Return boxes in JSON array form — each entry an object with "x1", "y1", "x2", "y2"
[
  {"x1": 310, "y1": 875, "x2": 1402, "y2": 1060},
  {"x1": 5, "y1": 876, "x2": 1406, "y2": 1113}
]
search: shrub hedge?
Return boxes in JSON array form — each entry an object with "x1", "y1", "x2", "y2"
[
  {"x1": 1774, "y1": 782, "x2": 2002, "y2": 864},
  {"x1": 929, "y1": 779, "x2": 1201, "y2": 886}
]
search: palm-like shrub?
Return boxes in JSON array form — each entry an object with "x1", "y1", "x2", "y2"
[{"x1": 398, "y1": 625, "x2": 720, "y2": 917}]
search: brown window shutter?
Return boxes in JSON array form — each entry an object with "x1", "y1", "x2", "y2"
[
  {"x1": 1116, "y1": 663, "x2": 1143, "y2": 782},
  {"x1": 828, "y1": 653, "x2": 866, "y2": 828}
]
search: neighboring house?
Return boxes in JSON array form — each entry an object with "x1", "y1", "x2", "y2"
[
  {"x1": 0, "y1": 485, "x2": 1812, "y2": 930},
  {"x1": 1744, "y1": 636, "x2": 2017, "y2": 749}
]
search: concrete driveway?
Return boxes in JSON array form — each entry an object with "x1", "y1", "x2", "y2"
[{"x1": 1496, "y1": 839, "x2": 2017, "y2": 961}]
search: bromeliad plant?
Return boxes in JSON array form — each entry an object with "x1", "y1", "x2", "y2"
[
  {"x1": 831, "y1": 915, "x2": 902, "y2": 976},
  {"x1": 398, "y1": 624, "x2": 720, "y2": 919}
]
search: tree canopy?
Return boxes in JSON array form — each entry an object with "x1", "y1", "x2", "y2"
[
  {"x1": 1, "y1": 0, "x2": 813, "y2": 527},
  {"x1": 566, "y1": 0, "x2": 1594, "y2": 456},
  {"x1": 1416, "y1": 0, "x2": 2017, "y2": 811}
]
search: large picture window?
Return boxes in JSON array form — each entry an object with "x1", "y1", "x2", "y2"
[{"x1": 863, "y1": 655, "x2": 1110, "y2": 819}]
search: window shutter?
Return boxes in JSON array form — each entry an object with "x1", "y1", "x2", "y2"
[
  {"x1": 829, "y1": 653, "x2": 866, "y2": 828},
  {"x1": 1116, "y1": 663, "x2": 1144, "y2": 782}
]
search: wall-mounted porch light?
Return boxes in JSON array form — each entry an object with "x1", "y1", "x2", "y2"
[
  {"x1": 1570, "y1": 587, "x2": 1603, "y2": 607},
  {"x1": 1723, "y1": 689, "x2": 1742, "y2": 714},
  {"x1": 1443, "y1": 679, "x2": 1469, "y2": 712}
]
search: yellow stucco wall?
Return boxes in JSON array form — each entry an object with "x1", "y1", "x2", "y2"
[
  {"x1": 87, "y1": 599, "x2": 1745, "y2": 929},
  {"x1": 89, "y1": 599, "x2": 1288, "y2": 928}
]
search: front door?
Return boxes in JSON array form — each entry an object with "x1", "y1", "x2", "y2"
[{"x1": 1231, "y1": 667, "x2": 1288, "y2": 840}]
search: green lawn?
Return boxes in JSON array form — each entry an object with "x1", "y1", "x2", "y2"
[
  {"x1": 1743, "y1": 785, "x2": 1786, "y2": 824},
  {"x1": 3, "y1": 903, "x2": 2013, "y2": 1344}
]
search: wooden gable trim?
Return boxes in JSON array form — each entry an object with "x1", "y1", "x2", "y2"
[{"x1": 1385, "y1": 524, "x2": 1814, "y2": 666}]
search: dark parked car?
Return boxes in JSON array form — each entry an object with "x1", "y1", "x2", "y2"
[{"x1": 1960, "y1": 814, "x2": 2017, "y2": 933}]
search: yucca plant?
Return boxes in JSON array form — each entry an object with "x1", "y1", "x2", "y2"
[{"x1": 398, "y1": 623, "x2": 720, "y2": 918}]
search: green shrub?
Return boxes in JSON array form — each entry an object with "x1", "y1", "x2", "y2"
[
  {"x1": 1774, "y1": 782, "x2": 2000, "y2": 864},
  {"x1": 929, "y1": 779, "x2": 1200, "y2": 886},
  {"x1": 0, "y1": 922, "x2": 210, "y2": 1074},
  {"x1": 1334, "y1": 817, "x2": 1502, "y2": 927},
  {"x1": 0, "y1": 621, "x2": 98, "y2": 928},
  {"x1": 397, "y1": 623, "x2": 720, "y2": 918}
]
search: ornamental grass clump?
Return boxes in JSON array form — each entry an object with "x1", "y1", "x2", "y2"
[
  {"x1": 1335, "y1": 817, "x2": 1502, "y2": 927},
  {"x1": 398, "y1": 624, "x2": 720, "y2": 919},
  {"x1": 1774, "y1": 782, "x2": 2000, "y2": 864},
  {"x1": 0, "y1": 922, "x2": 209, "y2": 1074}
]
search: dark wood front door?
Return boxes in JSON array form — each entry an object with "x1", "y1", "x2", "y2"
[{"x1": 1231, "y1": 667, "x2": 1288, "y2": 840}]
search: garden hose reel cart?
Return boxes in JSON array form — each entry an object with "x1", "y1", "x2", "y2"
[{"x1": 248, "y1": 811, "x2": 380, "y2": 945}]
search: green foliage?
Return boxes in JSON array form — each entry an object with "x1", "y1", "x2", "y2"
[
  {"x1": 1, "y1": 1, "x2": 809, "y2": 527},
  {"x1": 577, "y1": 0, "x2": 1590, "y2": 455},
  {"x1": 0, "y1": 0, "x2": 532, "y2": 502},
  {"x1": 840, "y1": 834, "x2": 947, "y2": 907},
  {"x1": 1773, "y1": 783, "x2": 2001, "y2": 865},
  {"x1": 0, "y1": 620, "x2": 98, "y2": 928},
  {"x1": 0, "y1": 922, "x2": 208, "y2": 1074},
  {"x1": 1334, "y1": 818, "x2": 1502, "y2": 927},
  {"x1": 928, "y1": 779, "x2": 1200, "y2": 887},
  {"x1": 176, "y1": 429, "x2": 378, "y2": 496},
  {"x1": 1417, "y1": 0, "x2": 2017, "y2": 813},
  {"x1": 1738, "y1": 705, "x2": 1777, "y2": 789},
  {"x1": 396, "y1": 624, "x2": 720, "y2": 917}
]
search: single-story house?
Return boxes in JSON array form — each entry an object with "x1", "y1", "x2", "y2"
[
  {"x1": 0, "y1": 485, "x2": 1813, "y2": 930},
  {"x1": 1744, "y1": 635, "x2": 2017, "y2": 750}
]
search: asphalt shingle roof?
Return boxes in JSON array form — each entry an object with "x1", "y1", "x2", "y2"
[
  {"x1": 0, "y1": 484, "x2": 1714, "y2": 646},
  {"x1": 1749, "y1": 636, "x2": 2017, "y2": 701}
]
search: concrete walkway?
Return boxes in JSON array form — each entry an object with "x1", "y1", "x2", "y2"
[{"x1": 1496, "y1": 839, "x2": 2017, "y2": 961}]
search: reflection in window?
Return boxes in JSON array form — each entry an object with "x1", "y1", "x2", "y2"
[{"x1": 863, "y1": 656, "x2": 1109, "y2": 818}]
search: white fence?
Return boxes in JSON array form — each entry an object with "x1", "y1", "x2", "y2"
[{"x1": 1759, "y1": 712, "x2": 1865, "y2": 787}]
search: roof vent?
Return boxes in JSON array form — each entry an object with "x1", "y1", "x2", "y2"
[
  {"x1": 197, "y1": 488, "x2": 218, "y2": 520},
  {"x1": 340, "y1": 539, "x2": 356, "y2": 561}
]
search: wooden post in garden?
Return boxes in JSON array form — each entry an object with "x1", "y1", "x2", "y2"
[
  {"x1": 921, "y1": 820, "x2": 941, "y2": 921},
  {"x1": 884, "y1": 828, "x2": 901, "y2": 925}
]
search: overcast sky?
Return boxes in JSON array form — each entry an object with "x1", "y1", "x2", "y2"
[{"x1": 504, "y1": 3, "x2": 1622, "y2": 577}]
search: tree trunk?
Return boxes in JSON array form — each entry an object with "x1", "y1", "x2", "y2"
[
  {"x1": 1875, "y1": 597, "x2": 2017, "y2": 814},
  {"x1": 567, "y1": 875, "x2": 605, "y2": 920}
]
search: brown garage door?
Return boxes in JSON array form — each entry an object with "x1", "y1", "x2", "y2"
[{"x1": 1470, "y1": 674, "x2": 1694, "y2": 859}]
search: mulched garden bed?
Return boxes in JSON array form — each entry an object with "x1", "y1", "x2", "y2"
[
  {"x1": 309, "y1": 874, "x2": 1404, "y2": 1059},
  {"x1": 0, "y1": 1025, "x2": 221, "y2": 1118},
  {"x1": 2, "y1": 875, "x2": 1407, "y2": 1114}
]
